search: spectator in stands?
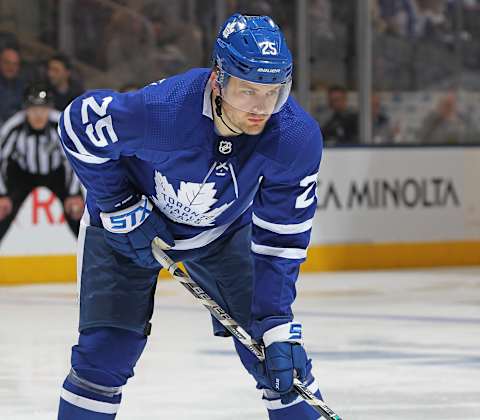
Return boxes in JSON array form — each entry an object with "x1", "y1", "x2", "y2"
[
  {"x1": 0, "y1": 48, "x2": 25, "y2": 124},
  {"x1": 47, "y1": 54, "x2": 84, "y2": 111},
  {"x1": 72, "y1": 0, "x2": 112, "y2": 69},
  {"x1": 310, "y1": 0, "x2": 334, "y2": 40},
  {"x1": 321, "y1": 85, "x2": 359, "y2": 145},
  {"x1": 0, "y1": 83, "x2": 84, "y2": 244},
  {"x1": 0, "y1": 31, "x2": 19, "y2": 51},
  {"x1": 372, "y1": 92, "x2": 400, "y2": 143},
  {"x1": 417, "y1": 91, "x2": 476, "y2": 144},
  {"x1": 377, "y1": 0, "x2": 452, "y2": 41},
  {"x1": 146, "y1": 1, "x2": 204, "y2": 78},
  {"x1": 416, "y1": 0, "x2": 451, "y2": 41},
  {"x1": 102, "y1": 3, "x2": 157, "y2": 86},
  {"x1": 377, "y1": 0, "x2": 418, "y2": 38}
]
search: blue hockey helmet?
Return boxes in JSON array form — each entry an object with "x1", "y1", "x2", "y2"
[
  {"x1": 213, "y1": 13, "x2": 293, "y2": 115},
  {"x1": 214, "y1": 13, "x2": 293, "y2": 84}
]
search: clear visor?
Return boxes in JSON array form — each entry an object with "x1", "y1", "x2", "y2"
[{"x1": 220, "y1": 73, "x2": 292, "y2": 116}]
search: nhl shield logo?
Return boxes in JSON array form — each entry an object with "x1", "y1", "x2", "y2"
[{"x1": 218, "y1": 140, "x2": 233, "y2": 155}]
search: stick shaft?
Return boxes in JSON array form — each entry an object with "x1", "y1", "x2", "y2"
[{"x1": 152, "y1": 243, "x2": 342, "y2": 420}]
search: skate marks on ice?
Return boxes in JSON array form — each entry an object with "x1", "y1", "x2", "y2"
[{"x1": 0, "y1": 268, "x2": 479, "y2": 419}]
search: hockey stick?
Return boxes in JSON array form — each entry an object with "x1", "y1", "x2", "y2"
[{"x1": 152, "y1": 240, "x2": 342, "y2": 420}]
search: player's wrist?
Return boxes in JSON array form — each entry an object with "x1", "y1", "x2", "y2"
[
  {"x1": 96, "y1": 190, "x2": 140, "y2": 213},
  {"x1": 100, "y1": 195, "x2": 153, "y2": 234},
  {"x1": 263, "y1": 322, "x2": 303, "y2": 347}
]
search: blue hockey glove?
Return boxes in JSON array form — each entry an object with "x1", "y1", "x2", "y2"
[
  {"x1": 252, "y1": 322, "x2": 312, "y2": 404},
  {"x1": 100, "y1": 195, "x2": 174, "y2": 268}
]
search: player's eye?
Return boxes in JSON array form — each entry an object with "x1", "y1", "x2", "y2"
[
  {"x1": 266, "y1": 89, "x2": 280, "y2": 97},
  {"x1": 241, "y1": 89, "x2": 255, "y2": 96}
]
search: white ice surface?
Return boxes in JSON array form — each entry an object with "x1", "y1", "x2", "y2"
[{"x1": 1, "y1": 268, "x2": 479, "y2": 419}]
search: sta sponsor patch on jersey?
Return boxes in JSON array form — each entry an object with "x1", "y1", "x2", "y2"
[{"x1": 151, "y1": 171, "x2": 234, "y2": 227}]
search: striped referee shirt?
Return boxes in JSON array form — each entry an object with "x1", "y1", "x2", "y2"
[{"x1": 0, "y1": 110, "x2": 81, "y2": 196}]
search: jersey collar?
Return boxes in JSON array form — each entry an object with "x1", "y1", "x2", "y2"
[{"x1": 202, "y1": 80, "x2": 213, "y2": 120}]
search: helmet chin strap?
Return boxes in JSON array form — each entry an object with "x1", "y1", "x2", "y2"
[{"x1": 214, "y1": 95, "x2": 243, "y2": 135}]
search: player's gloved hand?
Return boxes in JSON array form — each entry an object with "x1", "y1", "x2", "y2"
[
  {"x1": 99, "y1": 194, "x2": 174, "y2": 268},
  {"x1": 252, "y1": 322, "x2": 312, "y2": 404}
]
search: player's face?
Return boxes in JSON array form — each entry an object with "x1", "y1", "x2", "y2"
[
  {"x1": 26, "y1": 106, "x2": 50, "y2": 130},
  {"x1": 221, "y1": 77, "x2": 281, "y2": 135}
]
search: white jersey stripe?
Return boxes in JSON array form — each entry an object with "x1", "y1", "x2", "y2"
[
  {"x1": 251, "y1": 242, "x2": 307, "y2": 259},
  {"x1": 0, "y1": 110, "x2": 25, "y2": 138},
  {"x1": 172, "y1": 223, "x2": 231, "y2": 250},
  {"x1": 63, "y1": 103, "x2": 91, "y2": 155},
  {"x1": 16, "y1": 131, "x2": 27, "y2": 169},
  {"x1": 26, "y1": 134, "x2": 37, "y2": 173},
  {"x1": 38, "y1": 134, "x2": 50, "y2": 175},
  {"x1": 172, "y1": 201, "x2": 253, "y2": 250},
  {"x1": 60, "y1": 388, "x2": 119, "y2": 414},
  {"x1": 252, "y1": 213, "x2": 313, "y2": 235},
  {"x1": 62, "y1": 104, "x2": 110, "y2": 164},
  {"x1": 1, "y1": 127, "x2": 19, "y2": 161},
  {"x1": 63, "y1": 143, "x2": 111, "y2": 164},
  {"x1": 0, "y1": 173, "x2": 6, "y2": 194}
]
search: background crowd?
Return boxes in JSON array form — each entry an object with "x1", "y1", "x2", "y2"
[
  {"x1": 0, "y1": 0, "x2": 479, "y2": 241},
  {"x1": 1, "y1": 0, "x2": 479, "y2": 145}
]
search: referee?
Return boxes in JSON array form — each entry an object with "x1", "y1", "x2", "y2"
[{"x1": 0, "y1": 83, "x2": 84, "y2": 243}]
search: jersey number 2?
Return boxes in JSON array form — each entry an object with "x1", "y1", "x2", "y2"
[
  {"x1": 295, "y1": 173, "x2": 318, "y2": 209},
  {"x1": 81, "y1": 96, "x2": 118, "y2": 147}
]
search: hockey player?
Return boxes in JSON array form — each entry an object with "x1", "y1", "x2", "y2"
[{"x1": 57, "y1": 13, "x2": 323, "y2": 420}]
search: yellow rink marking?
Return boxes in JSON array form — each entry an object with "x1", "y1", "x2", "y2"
[{"x1": 1, "y1": 240, "x2": 480, "y2": 285}]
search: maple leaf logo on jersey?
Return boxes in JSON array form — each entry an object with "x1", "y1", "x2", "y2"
[{"x1": 151, "y1": 171, "x2": 234, "y2": 227}]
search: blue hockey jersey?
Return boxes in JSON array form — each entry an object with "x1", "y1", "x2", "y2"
[{"x1": 57, "y1": 68, "x2": 322, "y2": 338}]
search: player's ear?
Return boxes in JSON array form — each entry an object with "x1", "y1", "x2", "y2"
[{"x1": 210, "y1": 71, "x2": 220, "y2": 95}]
